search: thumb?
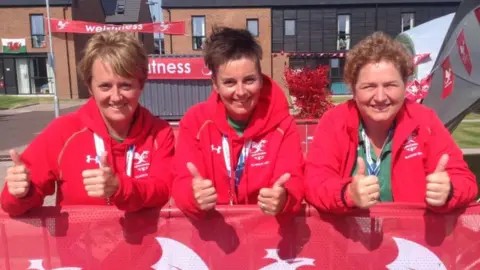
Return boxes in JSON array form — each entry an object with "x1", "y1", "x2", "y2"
[
  {"x1": 434, "y1": 154, "x2": 449, "y2": 173},
  {"x1": 9, "y1": 149, "x2": 23, "y2": 166},
  {"x1": 355, "y1": 157, "x2": 366, "y2": 177},
  {"x1": 273, "y1": 173, "x2": 291, "y2": 189},
  {"x1": 100, "y1": 152, "x2": 109, "y2": 168},
  {"x1": 187, "y1": 162, "x2": 203, "y2": 181}
]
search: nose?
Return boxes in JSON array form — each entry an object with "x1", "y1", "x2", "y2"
[
  {"x1": 373, "y1": 86, "x2": 388, "y2": 103},
  {"x1": 235, "y1": 83, "x2": 248, "y2": 97},
  {"x1": 110, "y1": 86, "x2": 123, "y2": 102}
]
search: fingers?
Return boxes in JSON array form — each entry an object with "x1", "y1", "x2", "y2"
[
  {"x1": 82, "y1": 169, "x2": 106, "y2": 179},
  {"x1": 273, "y1": 173, "x2": 290, "y2": 189},
  {"x1": 100, "y1": 152, "x2": 109, "y2": 168},
  {"x1": 187, "y1": 162, "x2": 203, "y2": 181},
  {"x1": 9, "y1": 149, "x2": 23, "y2": 166},
  {"x1": 434, "y1": 154, "x2": 449, "y2": 173},
  {"x1": 355, "y1": 157, "x2": 366, "y2": 177}
]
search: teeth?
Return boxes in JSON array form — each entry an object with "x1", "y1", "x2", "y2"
[{"x1": 110, "y1": 104, "x2": 126, "y2": 109}]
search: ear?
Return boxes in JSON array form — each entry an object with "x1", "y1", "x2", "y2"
[{"x1": 211, "y1": 77, "x2": 219, "y2": 92}]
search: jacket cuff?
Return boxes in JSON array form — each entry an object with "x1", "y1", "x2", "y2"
[{"x1": 341, "y1": 183, "x2": 356, "y2": 208}]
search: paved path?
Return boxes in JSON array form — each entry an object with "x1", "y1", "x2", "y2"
[{"x1": 0, "y1": 101, "x2": 85, "y2": 158}]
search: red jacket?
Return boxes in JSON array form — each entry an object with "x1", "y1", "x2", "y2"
[
  {"x1": 305, "y1": 100, "x2": 477, "y2": 213},
  {"x1": 172, "y1": 75, "x2": 304, "y2": 218},
  {"x1": 1, "y1": 98, "x2": 175, "y2": 216}
]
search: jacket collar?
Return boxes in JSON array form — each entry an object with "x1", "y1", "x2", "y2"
[{"x1": 345, "y1": 100, "x2": 420, "y2": 155}]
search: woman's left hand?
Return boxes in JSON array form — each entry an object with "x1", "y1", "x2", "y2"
[
  {"x1": 82, "y1": 152, "x2": 119, "y2": 199},
  {"x1": 426, "y1": 154, "x2": 451, "y2": 207},
  {"x1": 258, "y1": 173, "x2": 290, "y2": 216}
]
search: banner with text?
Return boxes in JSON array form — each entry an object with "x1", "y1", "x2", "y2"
[
  {"x1": 48, "y1": 18, "x2": 185, "y2": 35},
  {"x1": 1, "y1": 204, "x2": 479, "y2": 269},
  {"x1": 148, "y1": 58, "x2": 212, "y2": 80}
]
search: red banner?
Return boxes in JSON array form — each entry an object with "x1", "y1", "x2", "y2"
[
  {"x1": 456, "y1": 29, "x2": 473, "y2": 75},
  {"x1": 1, "y1": 204, "x2": 479, "y2": 269},
  {"x1": 413, "y1": 53, "x2": 431, "y2": 66},
  {"x1": 148, "y1": 58, "x2": 212, "y2": 80},
  {"x1": 441, "y1": 57, "x2": 454, "y2": 99},
  {"x1": 48, "y1": 18, "x2": 185, "y2": 35}
]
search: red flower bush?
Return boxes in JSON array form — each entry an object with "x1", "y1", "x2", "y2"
[{"x1": 284, "y1": 65, "x2": 335, "y2": 119}]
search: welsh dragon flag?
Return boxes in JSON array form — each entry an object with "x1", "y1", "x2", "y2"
[{"x1": 1, "y1": 38, "x2": 27, "y2": 53}]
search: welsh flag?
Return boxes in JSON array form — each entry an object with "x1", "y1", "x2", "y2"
[{"x1": 1, "y1": 38, "x2": 27, "y2": 53}]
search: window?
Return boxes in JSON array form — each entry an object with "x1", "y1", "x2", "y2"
[
  {"x1": 337, "y1": 15, "x2": 350, "y2": 50},
  {"x1": 247, "y1": 19, "x2": 259, "y2": 37},
  {"x1": 30, "y1": 14, "x2": 46, "y2": 48},
  {"x1": 192, "y1": 16, "x2": 206, "y2": 50},
  {"x1": 402, "y1": 13, "x2": 415, "y2": 32},
  {"x1": 284, "y1": 19, "x2": 296, "y2": 36}
]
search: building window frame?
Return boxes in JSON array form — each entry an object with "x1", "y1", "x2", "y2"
[
  {"x1": 192, "y1": 16, "x2": 206, "y2": 50},
  {"x1": 337, "y1": 14, "x2": 351, "y2": 51},
  {"x1": 246, "y1": 19, "x2": 259, "y2": 37},
  {"x1": 284, "y1": 19, "x2": 296, "y2": 36},
  {"x1": 29, "y1": 14, "x2": 46, "y2": 49},
  {"x1": 401, "y1": 13, "x2": 415, "y2": 32}
]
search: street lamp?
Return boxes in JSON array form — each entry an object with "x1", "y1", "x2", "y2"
[{"x1": 45, "y1": 0, "x2": 60, "y2": 118}]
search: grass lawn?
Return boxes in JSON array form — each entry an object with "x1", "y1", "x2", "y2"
[
  {"x1": 331, "y1": 95, "x2": 352, "y2": 104},
  {"x1": 464, "y1": 113, "x2": 480, "y2": 120},
  {"x1": 0, "y1": 96, "x2": 53, "y2": 110},
  {"x1": 452, "y1": 122, "x2": 480, "y2": 149}
]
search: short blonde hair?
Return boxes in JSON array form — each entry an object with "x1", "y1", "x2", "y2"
[
  {"x1": 78, "y1": 31, "x2": 148, "y2": 88},
  {"x1": 344, "y1": 31, "x2": 414, "y2": 89}
]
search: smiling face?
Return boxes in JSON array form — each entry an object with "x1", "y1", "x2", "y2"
[
  {"x1": 89, "y1": 58, "x2": 142, "y2": 126},
  {"x1": 213, "y1": 57, "x2": 263, "y2": 122},
  {"x1": 353, "y1": 60, "x2": 405, "y2": 126}
]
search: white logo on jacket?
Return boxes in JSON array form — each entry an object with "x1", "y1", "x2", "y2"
[
  {"x1": 211, "y1": 145, "x2": 221, "y2": 154},
  {"x1": 134, "y1": 151, "x2": 150, "y2": 175},
  {"x1": 403, "y1": 133, "x2": 423, "y2": 159},
  {"x1": 85, "y1": 155, "x2": 100, "y2": 165},
  {"x1": 250, "y1": 140, "x2": 267, "y2": 161}
]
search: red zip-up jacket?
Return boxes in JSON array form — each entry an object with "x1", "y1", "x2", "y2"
[
  {"x1": 305, "y1": 100, "x2": 477, "y2": 213},
  {"x1": 1, "y1": 98, "x2": 175, "y2": 216},
  {"x1": 172, "y1": 75, "x2": 305, "y2": 218}
]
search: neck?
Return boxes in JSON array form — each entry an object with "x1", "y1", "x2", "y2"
[
  {"x1": 104, "y1": 118, "x2": 132, "y2": 139},
  {"x1": 363, "y1": 119, "x2": 392, "y2": 148}
]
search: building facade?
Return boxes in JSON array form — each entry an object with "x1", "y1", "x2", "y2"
[
  {"x1": 162, "y1": 0, "x2": 460, "y2": 94},
  {"x1": 0, "y1": 0, "x2": 154, "y2": 99}
]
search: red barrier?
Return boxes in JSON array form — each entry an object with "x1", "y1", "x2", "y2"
[{"x1": 1, "y1": 204, "x2": 480, "y2": 269}]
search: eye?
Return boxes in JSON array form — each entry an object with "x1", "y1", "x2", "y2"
[
  {"x1": 223, "y1": 80, "x2": 236, "y2": 87},
  {"x1": 119, "y1": 83, "x2": 133, "y2": 90},
  {"x1": 244, "y1": 77, "x2": 256, "y2": 84},
  {"x1": 99, "y1": 83, "x2": 111, "y2": 90}
]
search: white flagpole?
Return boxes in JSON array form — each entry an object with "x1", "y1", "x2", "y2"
[{"x1": 46, "y1": 0, "x2": 60, "y2": 118}]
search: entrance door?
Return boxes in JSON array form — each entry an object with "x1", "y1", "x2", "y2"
[
  {"x1": 3, "y1": 58, "x2": 17, "y2": 94},
  {"x1": 0, "y1": 60, "x2": 5, "y2": 94}
]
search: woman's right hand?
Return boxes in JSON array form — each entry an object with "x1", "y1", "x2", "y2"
[
  {"x1": 4, "y1": 150, "x2": 31, "y2": 199},
  {"x1": 347, "y1": 157, "x2": 380, "y2": 208},
  {"x1": 187, "y1": 162, "x2": 217, "y2": 211}
]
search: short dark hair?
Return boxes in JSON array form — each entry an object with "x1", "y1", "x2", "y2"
[{"x1": 203, "y1": 26, "x2": 263, "y2": 78}]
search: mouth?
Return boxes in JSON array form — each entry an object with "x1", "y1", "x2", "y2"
[
  {"x1": 233, "y1": 98, "x2": 251, "y2": 106},
  {"x1": 370, "y1": 104, "x2": 391, "y2": 112},
  {"x1": 109, "y1": 104, "x2": 127, "y2": 110}
]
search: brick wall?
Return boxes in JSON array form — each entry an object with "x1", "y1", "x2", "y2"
[
  {"x1": 0, "y1": 6, "x2": 78, "y2": 99},
  {"x1": 163, "y1": 8, "x2": 272, "y2": 76}
]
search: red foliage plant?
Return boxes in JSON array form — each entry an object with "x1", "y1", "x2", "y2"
[{"x1": 284, "y1": 65, "x2": 335, "y2": 119}]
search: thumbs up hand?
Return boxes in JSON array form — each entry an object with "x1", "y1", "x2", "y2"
[
  {"x1": 426, "y1": 154, "x2": 451, "y2": 207},
  {"x1": 347, "y1": 157, "x2": 380, "y2": 209},
  {"x1": 258, "y1": 173, "x2": 290, "y2": 216},
  {"x1": 82, "y1": 152, "x2": 119, "y2": 198},
  {"x1": 188, "y1": 162, "x2": 217, "y2": 211},
  {"x1": 5, "y1": 149, "x2": 31, "y2": 198}
]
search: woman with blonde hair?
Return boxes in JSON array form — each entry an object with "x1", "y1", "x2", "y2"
[
  {"x1": 305, "y1": 32, "x2": 477, "y2": 213},
  {"x1": 1, "y1": 31, "x2": 175, "y2": 216}
]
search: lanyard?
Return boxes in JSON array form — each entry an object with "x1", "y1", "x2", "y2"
[
  {"x1": 221, "y1": 136, "x2": 251, "y2": 189},
  {"x1": 361, "y1": 128, "x2": 393, "y2": 176},
  {"x1": 93, "y1": 133, "x2": 135, "y2": 177}
]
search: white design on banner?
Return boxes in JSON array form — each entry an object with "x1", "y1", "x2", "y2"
[
  {"x1": 27, "y1": 259, "x2": 81, "y2": 270},
  {"x1": 259, "y1": 249, "x2": 315, "y2": 269},
  {"x1": 152, "y1": 237, "x2": 209, "y2": 270},
  {"x1": 386, "y1": 237, "x2": 447, "y2": 270},
  {"x1": 56, "y1": 20, "x2": 69, "y2": 30}
]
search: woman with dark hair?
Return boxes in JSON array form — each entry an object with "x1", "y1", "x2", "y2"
[
  {"x1": 305, "y1": 32, "x2": 477, "y2": 213},
  {"x1": 172, "y1": 27, "x2": 304, "y2": 218}
]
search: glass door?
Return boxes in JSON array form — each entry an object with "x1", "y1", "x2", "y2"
[{"x1": 16, "y1": 58, "x2": 31, "y2": 94}]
